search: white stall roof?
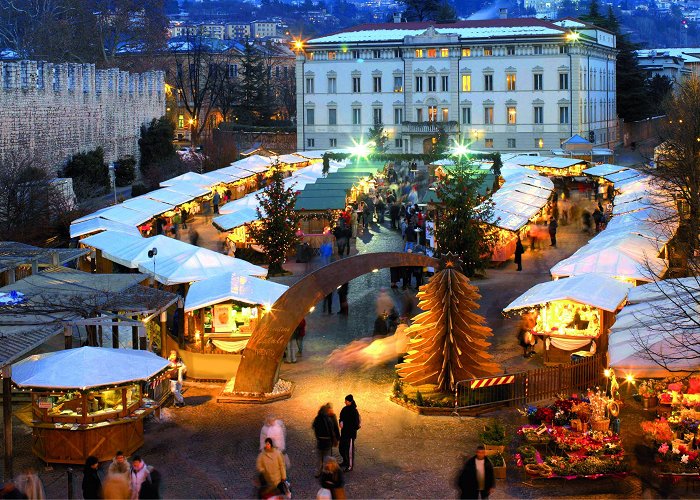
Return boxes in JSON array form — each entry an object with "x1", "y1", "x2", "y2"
[
  {"x1": 72, "y1": 206, "x2": 113, "y2": 224},
  {"x1": 582, "y1": 164, "x2": 629, "y2": 177},
  {"x1": 504, "y1": 274, "x2": 632, "y2": 313},
  {"x1": 157, "y1": 183, "x2": 210, "y2": 199},
  {"x1": 201, "y1": 170, "x2": 242, "y2": 185},
  {"x1": 626, "y1": 277, "x2": 700, "y2": 304},
  {"x1": 485, "y1": 208, "x2": 530, "y2": 232},
  {"x1": 294, "y1": 150, "x2": 326, "y2": 159},
  {"x1": 605, "y1": 169, "x2": 641, "y2": 183},
  {"x1": 12, "y1": 347, "x2": 169, "y2": 390},
  {"x1": 144, "y1": 188, "x2": 195, "y2": 206},
  {"x1": 217, "y1": 165, "x2": 257, "y2": 180},
  {"x1": 185, "y1": 273, "x2": 288, "y2": 312},
  {"x1": 276, "y1": 153, "x2": 308, "y2": 165},
  {"x1": 98, "y1": 205, "x2": 154, "y2": 226},
  {"x1": 534, "y1": 157, "x2": 585, "y2": 169},
  {"x1": 229, "y1": 155, "x2": 272, "y2": 173},
  {"x1": 122, "y1": 196, "x2": 175, "y2": 216},
  {"x1": 81, "y1": 232, "x2": 167, "y2": 268},
  {"x1": 143, "y1": 246, "x2": 267, "y2": 284},
  {"x1": 550, "y1": 245, "x2": 667, "y2": 282},
  {"x1": 70, "y1": 218, "x2": 142, "y2": 239},
  {"x1": 212, "y1": 207, "x2": 260, "y2": 231},
  {"x1": 160, "y1": 172, "x2": 216, "y2": 188}
]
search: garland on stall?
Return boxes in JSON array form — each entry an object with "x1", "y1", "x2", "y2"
[
  {"x1": 297, "y1": 210, "x2": 340, "y2": 221},
  {"x1": 323, "y1": 152, "x2": 501, "y2": 165}
]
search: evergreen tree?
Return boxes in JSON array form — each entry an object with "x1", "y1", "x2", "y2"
[
  {"x1": 490, "y1": 153, "x2": 502, "y2": 191},
  {"x1": 646, "y1": 74, "x2": 674, "y2": 115},
  {"x1": 139, "y1": 117, "x2": 176, "y2": 173},
  {"x1": 248, "y1": 164, "x2": 300, "y2": 276},
  {"x1": 434, "y1": 159, "x2": 497, "y2": 275},
  {"x1": 616, "y1": 34, "x2": 650, "y2": 122},
  {"x1": 401, "y1": 0, "x2": 444, "y2": 21},
  {"x1": 368, "y1": 123, "x2": 388, "y2": 152},
  {"x1": 434, "y1": 1, "x2": 457, "y2": 22},
  {"x1": 64, "y1": 148, "x2": 110, "y2": 200},
  {"x1": 397, "y1": 262, "x2": 500, "y2": 392},
  {"x1": 235, "y1": 43, "x2": 265, "y2": 125}
]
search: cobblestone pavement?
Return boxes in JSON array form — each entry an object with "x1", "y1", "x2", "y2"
[{"x1": 7, "y1": 196, "x2": 662, "y2": 498}]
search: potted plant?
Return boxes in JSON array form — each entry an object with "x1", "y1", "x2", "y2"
[
  {"x1": 490, "y1": 453, "x2": 507, "y2": 480},
  {"x1": 479, "y1": 421, "x2": 507, "y2": 453},
  {"x1": 638, "y1": 380, "x2": 658, "y2": 410}
]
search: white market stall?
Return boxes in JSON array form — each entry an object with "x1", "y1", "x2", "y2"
[
  {"x1": 69, "y1": 217, "x2": 142, "y2": 239},
  {"x1": 13, "y1": 347, "x2": 169, "y2": 464},
  {"x1": 184, "y1": 273, "x2": 288, "y2": 354},
  {"x1": 608, "y1": 278, "x2": 700, "y2": 377},
  {"x1": 504, "y1": 274, "x2": 632, "y2": 365}
]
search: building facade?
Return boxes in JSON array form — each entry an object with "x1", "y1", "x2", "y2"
[
  {"x1": 0, "y1": 61, "x2": 165, "y2": 172},
  {"x1": 296, "y1": 18, "x2": 617, "y2": 153}
]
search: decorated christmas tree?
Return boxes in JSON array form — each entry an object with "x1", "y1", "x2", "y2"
[
  {"x1": 248, "y1": 163, "x2": 299, "y2": 276},
  {"x1": 397, "y1": 259, "x2": 500, "y2": 392}
]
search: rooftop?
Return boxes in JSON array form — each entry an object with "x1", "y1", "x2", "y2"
[{"x1": 308, "y1": 18, "x2": 571, "y2": 44}]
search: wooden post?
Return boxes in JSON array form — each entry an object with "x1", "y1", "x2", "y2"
[
  {"x1": 3, "y1": 365, "x2": 13, "y2": 482},
  {"x1": 97, "y1": 324, "x2": 103, "y2": 347},
  {"x1": 132, "y1": 318, "x2": 139, "y2": 350},
  {"x1": 138, "y1": 324, "x2": 147, "y2": 350},
  {"x1": 159, "y1": 312, "x2": 168, "y2": 356},
  {"x1": 112, "y1": 315, "x2": 119, "y2": 349},
  {"x1": 64, "y1": 325, "x2": 73, "y2": 349},
  {"x1": 6, "y1": 269, "x2": 15, "y2": 285}
]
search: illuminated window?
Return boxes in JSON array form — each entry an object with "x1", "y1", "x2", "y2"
[
  {"x1": 415, "y1": 49, "x2": 424, "y2": 58},
  {"x1": 428, "y1": 106, "x2": 437, "y2": 122},
  {"x1": 506, "y1": 73, "x2": 516, "y2": 91},
  {"x1": 394, "y1": 76, "x2": 403, "y2": 92},
  {"x1": 308, "y1": 52, "x2": 314, "y2": 60},
  {"x1": 462, "y1": 74, "x2": 471, "y2": 92},
  {"x1": 441, "y1": 108, "x2": 449, "y2": 122},
  {"x1": 462, "y1": 48, "x2": 471, "y2": 57},
  {"x1": 178, "y1": 115, "x2": 184, "y2": 128},
  {"x1": 427, "y1": 48, "x2": 437, "y2": 58},
  {"x1": 484, "y1": 47, "x2": 493, "y2": 56},
  {"x1": 440, "y1": 48, "x2": 449, "y2": 57},
  {"x1": 328, "y1": 51, "x2": 336, "y2": 60},
  {"x1": 485, "y1": 138, "x2": 494, "y2": 148},
  {"x1": 507, "y1": 106, "x2": 517, "y2": 124},
  {"x1": 534, "y1": 138, "x2": 544, "y2": 148}
]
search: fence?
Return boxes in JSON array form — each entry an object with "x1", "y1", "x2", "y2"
[{"x1": 454, "y1": 354, "x2": 604, "y2": 415}]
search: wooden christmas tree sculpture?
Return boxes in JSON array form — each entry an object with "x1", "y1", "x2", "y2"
[{"x1": 397, "y1": 259, "x2": 500, "y2": 392}]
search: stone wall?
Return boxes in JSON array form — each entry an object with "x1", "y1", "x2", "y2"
[{"x1": 0, "y1": 60, "x2": 165, "y2": 173}]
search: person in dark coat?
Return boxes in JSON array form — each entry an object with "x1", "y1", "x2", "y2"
[
  {"x1": 389, "y1": 202, "x2": 400, "y2": 230},
  {"x1": 457, "y1": 445, "x2": 495, "y2": 499},
  {"x1": 323, "y1": 293, "x2": 333, "y2": 314},
  {"x1": 514, "y1": 236, "x2": 524, "y2": 272},
  {"x1": 548, "y1": 218, "x2": 558, "y2": 248},
  {"x1": 338, "y1": 395, "x2": 361, "y2": 472},
  {"x1": 313, "y1": 404, "x2": 340, "y2": 477},
  {"x1": 337, "y1": 283, "x2": 349, "y2": 316},
  {"x1": 320, "y1": 457, "x2": 346, "y2": 499},
  {"x1": 138, "y1": 468, "x2": 161, "y2": 499},
  {"x1": 82, "y1": 456, "x2": 102, "y2": 499}
]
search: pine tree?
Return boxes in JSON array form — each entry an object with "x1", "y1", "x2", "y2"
[
  {"x1": 247, "y1": 164, "x2": 300, "y2": 276},
  {"x1": 397, "y1": 262, "x2": 500, "y2": 392},
  {"x1": 368, "y1": 123, "x2": 388, "y2": 152}
]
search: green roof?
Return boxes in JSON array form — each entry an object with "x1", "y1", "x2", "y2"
[
  {"x1": 295, "y1": 194, "x2": 347, "y2": 210},
  {"x1": 421, "y1": 171, "x2": 496, "y2": 203}
]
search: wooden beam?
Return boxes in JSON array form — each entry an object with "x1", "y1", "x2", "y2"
[
  {"x1": 112, "y1": 315, "x2": 119, "y2": 349},
  {"x1": 64, "y1": 324, "x2": 73, "y2": 350},
  {"x1": 6, "y1": 269, "x2": 15, "y2": 285},
  {"x1": 138, "y1": 325, "x2": 147, "y2": 350},
  {"x1": 2, "y1": 365, "x2": 13, "y2": 482},
  {"x1": 132, "y1": 318, "x2": 139, "y2": 350},
  {"x1": 160, "y1": 312, "x2": 168, "y2": 356}
]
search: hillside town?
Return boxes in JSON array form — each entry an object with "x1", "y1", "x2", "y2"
[{"x1": 0, "y1": 0, "x2": 700, "y2": 499}]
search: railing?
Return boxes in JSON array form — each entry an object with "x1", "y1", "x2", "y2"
[
  {"x1": 402, "y1": 121, "x2": 459, "y2": 134},
  {"x1": 453, "y1": 353, "x2": 604, "y2": 416}
]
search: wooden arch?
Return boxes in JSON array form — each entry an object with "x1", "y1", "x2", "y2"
[{"x1": 233, "y1": 252, "x2": 439, "y2": 394}]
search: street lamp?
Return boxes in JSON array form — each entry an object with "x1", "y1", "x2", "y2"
[{"x1": 147, "y1": 247, "x2": 157, "y2": 288}]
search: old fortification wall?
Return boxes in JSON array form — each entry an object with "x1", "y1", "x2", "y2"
[{"x1": 0, "y1": 60, "x2": 165, "y2": 173}]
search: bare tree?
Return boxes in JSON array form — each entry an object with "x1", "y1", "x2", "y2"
[{"x1": 171, "y1": 33, "x2": 228, "y2": 146}]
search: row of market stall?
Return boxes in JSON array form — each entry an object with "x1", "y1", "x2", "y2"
[
  {"x1": 69, "y1": 152, "x2": 316, "y2": 240},
  {"x1": 503, "y1": 164, "x2": 682, "y2": 370}
]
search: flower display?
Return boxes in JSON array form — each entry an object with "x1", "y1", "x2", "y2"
[
  {"x1": 641, "y1": 419, "x2": 674, "y2": 444},
  {"x1": 637, "y1": 380, "x2": 657, "y2": 399},
  {"x1": 659, "y1": 443, "x2": 669, "y2": 454}
]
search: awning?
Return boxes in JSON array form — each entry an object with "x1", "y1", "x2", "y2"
[
  {"x1": 276, "y1": 153, "x2": 308, "y2": 165},
  {"x1": 160, "y1": 172, "x2": 217, "y2": 188},
  {"x1": 185, "y1": 273, "x2": 288, "y2": 312},
  {"x1": 97, "y1": 205, "x2": 154, "y2": 226},
  {"x1": 295, "y1": 194, "x2": 347, "y2": 211},
  {"x1": 122, "y1": 196, "x2": 175, "y2": 216},
  {"x1": 503, "y1": 274, "x2": 632, "y2": 313},
  {"x1": 212, "y1": 207, "x2": 260, "y2": 231},
  {"x1": 162, "y1": 182, "x2": 212, "y2": 198},
  {"x1": 12, "y1": 347, "x2": 170, "y2": 390},
  {"x1": 70, "y1": 218, "x2": 142, "y2": 239},
  {"x1": 582, "y1": 164, "x2": 629, "y2": 178},
  {"x1": 550, "y1": 244, "x2": 668, "y2": 282},
  {"x1": 144, "y1": 188, "x2": 196, "y2": 206}
]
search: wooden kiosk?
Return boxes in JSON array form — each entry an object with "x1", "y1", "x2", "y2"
[{"x1": 13, "y1": 347, "x2": 170, "y2": 464}]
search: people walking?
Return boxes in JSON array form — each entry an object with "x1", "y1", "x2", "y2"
[
  {"x1": 514, "y1": 236, "x2": 524, "y2": 272},
  {"x1": 323, "y1": 293, "x2": 333, "y2": 314},
  {"x1": 517, "y1": 312, "x2": 537, "y2": 358},
  {"x1": 319, "y1": 457, "x2": 346, "y2": 499},
  {"x1": 82, "y1": 456, "x2": 102, "y2": 499},
  {"x1": 167, "y1": 351, "x2": 186, "y2": 407},
  {"x1": 107, "y1": 451, "x2": 131, "y2": 482},
  {"x1": 15, "y1": 469, "x2": 45, "y2": 499},
  {"x1": 129, "y1": 456, "x2": 150, "y2": 500},
  {"x1": 333, "y1": 221, "x2": 348, "y2": 257},
  {"x1": 292, "y1": 319, "x2": 306, "y2": 356},
  {"x1": 456, "y1": 445, "x2": 496, "y2": 499},
  {"x1": 548, "y1": 218, "x2": 558, "y2": 248},
  {"x1": 256, "y1": 438, "x2": 287, "y2": 499},
  {"x1": 104, "y1": 452, "x2": 131, "y2": 500},
  {"x1": 213, "y1": 191, "x2": 221, "y2": 215},
  {"x1": 312, "y1": 404, "x2": 340, "y2": 477},
  {"x1": 339, "y1": 395, "x2": 361, "y2": 472}
]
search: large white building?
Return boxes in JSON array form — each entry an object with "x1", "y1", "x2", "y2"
[{"x1": 296, "y1": 18, "x2": 618, "y2": 153}]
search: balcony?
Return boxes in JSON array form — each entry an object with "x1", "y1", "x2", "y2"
[{"x1": 402, "y1": 121, "x2": 459, "y2": 134}]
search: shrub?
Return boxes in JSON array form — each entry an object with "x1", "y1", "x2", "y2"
[
  {"x1": 114, "y1": 156, "x2": 136, "y2": 186},
  {"x1": 479, "y1": 421, "x2": 507, "y2": 445},
  {"x1": 130, "y1": 183, "x2": 152, "y2": 197},
  {"x1": 63, "y1": 148, "x2": 109, "y2": 200}
]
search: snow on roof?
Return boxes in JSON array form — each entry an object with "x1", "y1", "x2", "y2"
[
  {"x1": 185, "y1": 273, "x2": 288, "y2": 311},
  {"x1": 636, "y1": 48, "x2": 700, "y2": 64},
  {"x1": 69, "y1": 217, "x2": 143, "y2": 239},
  {"x1": 122, "y1": 196, "x2": 175, "y2": 216},
  {"x1": 582, "y1": 164, "x2": 629, "y2": 177},
  {"x1": 504, "y1": 273, "x2": 632, "y2": 313},
  {"x1": 309, "y1": 19, "x2": 566, "y2": 44}
]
